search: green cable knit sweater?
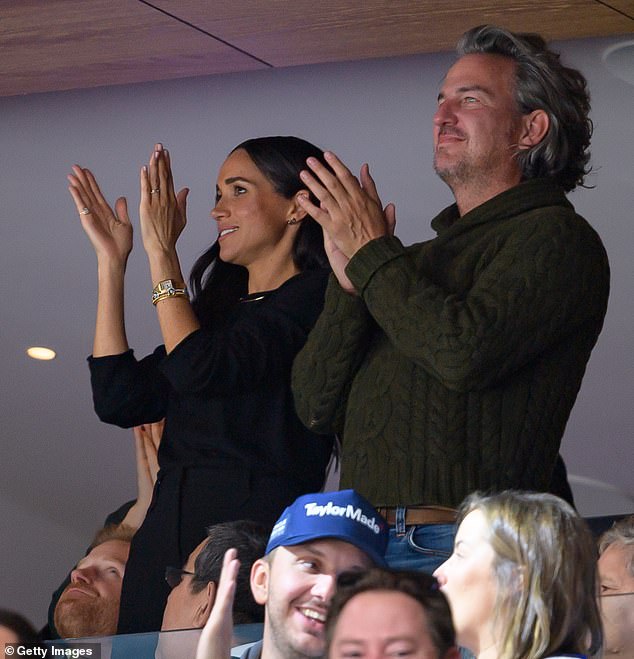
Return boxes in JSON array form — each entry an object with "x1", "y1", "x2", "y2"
[{"x1": 292, "y1": 179, "x2": 610, "y2": 507}]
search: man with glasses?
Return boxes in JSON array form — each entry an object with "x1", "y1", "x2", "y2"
[
  {"x1": 161, "y1": 520, "x2": 268, "y2": 632},
  {"x1": 598, "y1": 515, "x2": 634, "y2": 659}
]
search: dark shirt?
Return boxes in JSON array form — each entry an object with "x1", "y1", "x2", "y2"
[
  {"x1": 89, "y1": 268, "x2": 334, "y2": 490},
  {"x1": 89, "y1": 268, "x2": 334, "y2": 633}
]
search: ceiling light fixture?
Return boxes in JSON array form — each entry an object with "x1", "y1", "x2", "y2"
[
  {"x1": 602, "y1": 40, "x2": 634, "y2": 86},
  {"x1": 26, "y1": 346, "x2": 57, "y2": 361}
]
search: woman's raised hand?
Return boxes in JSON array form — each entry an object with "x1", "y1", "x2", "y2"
[
  {"x1": 68, "y1": 166, "x2": 133, "y2": 265},
  {"x1": 139, "y1": 143, "x2": 189, "y2": 258}
]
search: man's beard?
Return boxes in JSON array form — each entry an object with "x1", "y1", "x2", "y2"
[
  {"x1": 266, "y1": 591, "x2": 326, "y2": 659},
  {"x1": 434, "y1": 148, "x2": 496, "y2": 191},
  {"x1": 54, "y1": 590, "x2": 120, "y2": 638},
  {"x1": 434, "y1": 156, "x2": 471, "y2": 188},
  {"x1": 434, "y1": 131, "x2": 523, "y2": 198}
]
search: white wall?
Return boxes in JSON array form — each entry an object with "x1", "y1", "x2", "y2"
[{"x1": 1, "y1": 36, "x2": 632, "y2": 625}]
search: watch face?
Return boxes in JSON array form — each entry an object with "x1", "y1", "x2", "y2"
[{"x1": 154, "y1": 279, "x2": 172, "y2": 293}]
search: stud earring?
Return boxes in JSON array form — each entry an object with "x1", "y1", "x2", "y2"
[{"x1": 287, "y1": 218, "x2": 300, "y2": 225}]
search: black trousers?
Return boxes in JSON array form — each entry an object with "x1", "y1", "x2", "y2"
[{"x1": 116, "y1": 462, "x2": 303, "y2": 634}]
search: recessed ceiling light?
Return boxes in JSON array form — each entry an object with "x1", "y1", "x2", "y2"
[
  {"x1": 26, "y1": 346, "x2": 56, "y2": 360},
  {"x1": 602, "y1": 40, "x2": 634, "y2": 86}
]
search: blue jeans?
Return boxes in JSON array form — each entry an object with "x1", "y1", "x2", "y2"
[{"x1": 384, "y1": 522, "x2": 455, "y2": 574}]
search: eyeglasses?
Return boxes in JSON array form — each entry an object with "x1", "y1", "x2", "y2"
[{"x1": 165, "y1": 566, "x2": 196, "y2": 589}]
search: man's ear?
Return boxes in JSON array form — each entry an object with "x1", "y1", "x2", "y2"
[
  {"x1": 195, "y1": 581, "x2": 217, "y2": 627},
  {"x1": 250, "y1": 558, "x2": 270, "y2": 605},
  {"x1": 518, "y1": 109, "x2": 549, "y2": 149}
]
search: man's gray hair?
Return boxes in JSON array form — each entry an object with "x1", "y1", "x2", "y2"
[
  {"x1": 457, "y1": 24, "x2": 592, "y2": 192},
  {"x1": 599, "y1": 515, "x2": 634, "y2": 577}
]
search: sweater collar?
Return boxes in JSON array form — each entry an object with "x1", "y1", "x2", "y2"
[{"x1": 431, "y1": 179, "x2": 572, "y2": 235}]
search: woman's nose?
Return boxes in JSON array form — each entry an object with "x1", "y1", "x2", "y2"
[
  {"x1": 211, "y1": 201, "x2": 227, "y2": 221},
  {"x1": 432, "y1": 561, "x2": 449, "y2": 586}
]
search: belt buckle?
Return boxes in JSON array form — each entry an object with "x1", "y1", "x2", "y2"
[{"x1": 395, "y1": 506, "x2": 407, "y2": 536}]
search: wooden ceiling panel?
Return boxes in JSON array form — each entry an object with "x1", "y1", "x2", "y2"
[
  {"x1": 0, "y1": 0, "x2": 632, "y2": 97},
  {"x1": 601, "y1": 0, "x2": 634, "y2": 17},
  {"x1": 0, "y1": 0, "x2": 266, "y2": 97},
  {"x1": 153, "y1": 0, "x2": 634, "y2": 66}
]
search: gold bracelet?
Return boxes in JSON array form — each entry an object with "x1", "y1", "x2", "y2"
[
  {"x1": 151, "y1": 279, "x2": 189, "y2": 306},
  {"x1": 153, "y1": 289, "x2": 188, "y2": 305}
]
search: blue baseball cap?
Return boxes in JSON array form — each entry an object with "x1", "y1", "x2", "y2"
[{"x1": 265, "y1": 489, "x2": 388, "y2": 567}]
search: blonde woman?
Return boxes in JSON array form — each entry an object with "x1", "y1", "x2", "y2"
[{"x1": 434, "y1": 491, "x2": 602, "y2": 659}]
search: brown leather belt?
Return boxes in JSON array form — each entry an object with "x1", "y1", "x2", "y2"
[{"x1": 376, "y1": 505, "x2": 458, "y2": 526}]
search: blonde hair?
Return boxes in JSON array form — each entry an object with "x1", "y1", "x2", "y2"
[{"x1": 458, "y1": 491, "x2": 602, "y2": 659}]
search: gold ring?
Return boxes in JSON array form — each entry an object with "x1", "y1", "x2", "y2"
[{"x1": 79, "y1": 207, "x2": 91, "y2": 215}]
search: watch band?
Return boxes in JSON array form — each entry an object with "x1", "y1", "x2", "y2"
[{"x1": 151, "y1": 279, "x2": 189, "y2": 306}]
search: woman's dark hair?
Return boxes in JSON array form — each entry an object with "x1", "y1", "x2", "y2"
[
  {"x1": 0, "y1": 609, "x2": 40, "y2": 644},
  {"x1": 190, "y1": 136, "x2": 329, "y2": 324},
  {"x1": 458, "y1": 25, "x2": 592, "y2": 192}
]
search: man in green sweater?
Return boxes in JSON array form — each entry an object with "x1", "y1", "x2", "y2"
[{"x1": 292, "y1": 24, "x2": 610, "y2": 572}]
